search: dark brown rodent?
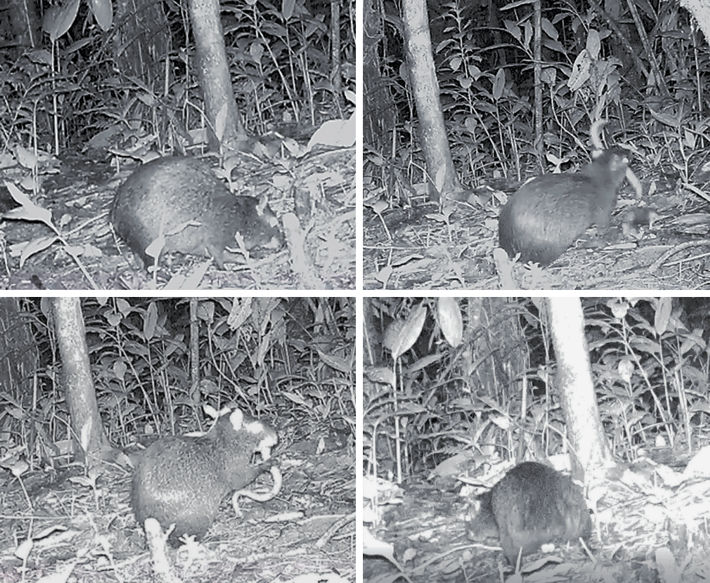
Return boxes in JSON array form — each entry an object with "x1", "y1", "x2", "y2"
[
  {"x1": 110, "y1": 157, "x2": 284, "y2": 269},
  {"x1": 467, "y1": 462, "x2": 591, "y2": 563},
  {"x1": 130, "y1": 407, "x2": 278, "y2": 545},
  {"x1": 498, "y1": 148, "x2": 629, "y2": 265}
]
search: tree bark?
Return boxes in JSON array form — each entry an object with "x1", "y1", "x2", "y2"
[
  {"x1": 533, "y1": 0, "x2": 543, "y2": 169},
  {"x1": 330, "y1": 0, "x2": 342, "y2": 101},
  {"x1": 114, "y1": 0, "x2": 170, "y2": 81},
  {"x1": 363, "y1": 0, "x2": 396, "y2": 150},
  {"x1": 52, "y1": 298, "x2": 114, "y2": 466},
  {"x1": 547, "y1": 297, "x2": 613, "y2": 481},
  {"x1": 401, "y1": 0, "x2": 461, "y2": 201},
  {"x1": 187, "y1": 0, "x2": 246, "y2": 152}
]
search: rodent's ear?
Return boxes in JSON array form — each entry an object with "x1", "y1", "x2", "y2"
[
  {"x1": 203, "y1": 404, "x2": 221, "y2": 420},
  {"x1": 228, "y1": 408, "x2": 245, "y2": 430}
]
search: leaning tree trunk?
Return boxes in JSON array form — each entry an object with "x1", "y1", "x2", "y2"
[
  {"x1": 547, "y1": 297, "x2": 614, "y2": 482},
  {"x1": 187, "y1": 0, "x2": 247, "y2": 152},
  {"x1": 401, "y1": 0, "x2": 461, "y2": 201},
  {"x1": 52, "y1": 298, "x2": 115, "y2": 467}
]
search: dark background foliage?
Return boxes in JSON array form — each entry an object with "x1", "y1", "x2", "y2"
[
  {"x1": 365, "y1": 297, "x2": 710, "y2": 475},
  {"x1": 365, "y1": 0, "x2": 710, "y2": 193},
  {"x1": 2, "y1": 296, "x2": 354, "y2": 465},
  {"x1": 0, "y1": 0, "x2": 355, "y2": 151}
]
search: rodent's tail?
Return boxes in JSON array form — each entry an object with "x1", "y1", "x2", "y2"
[
  {"x1": 231, "y1": 466, "x2": 283, "y2": 517},
  {"x1": 236, "y1": 466, "x2": 283, "y2": 501}
]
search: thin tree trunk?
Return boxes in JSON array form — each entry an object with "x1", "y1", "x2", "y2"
[
  {"x1": 533, "y1": 0, "x2": 543, "y2": 170},
  {"x1": 330, "y1": 0, "x2": 342, "y2": 103},
  {"x1": 52, "y1": 298, "x2": 114, "y2": 466},
  {"x1": 547, "y1": 297, "x2": 613, "y2": 481},
  {"x1": 188, "y1": 0, "x2": 246, "y2": 151},
  {"x1": 401, "y1": 0, "x2": 461, "y2": 201}
]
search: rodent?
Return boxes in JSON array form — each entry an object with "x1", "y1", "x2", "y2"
[
  {"x1": 466, "y1": 461, "x2": 591, "y2": 564},
  {"x1": 498, "y1": 147, "x2": 629, "y2": 265},
  {"x1": 622, "y1": 207, "x2": 659, "y2": 239},
  {"x1": 622, "y1": 207, "x2": 658, "y2": 228},
  {"x1": 110, "y1": 156, "x2": 284, "y2": 269},
  {"x1": 130, "y1": 407, "x2": 280, "y2": 545}
]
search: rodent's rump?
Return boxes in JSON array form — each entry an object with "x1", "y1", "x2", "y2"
[{"x1": 110, "y1": 157, "x2": 283, "y2": 269}]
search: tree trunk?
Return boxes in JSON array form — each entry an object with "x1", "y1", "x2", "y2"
[
  {"x1": 533, "y1": 0, "x2": 543, "y2": 169},
  {"x1": 187, "y1": 0, "x2": 246, "y2": 152},
  {"x1": 189, "y1": 297, "x2": 200, "y2": 400},
  {"x1": 330, "y1": 0, "x2": 342, "y2": 102},
  {"x1": 547, "y1": 297, "x2": 613, "y2": 482},
  {"x1": 401, "y1": 0, "x2": 461, "y2": 201},
  {"x1": 52, "y1": 298, "x2": 114, "y2": 466},
  {"x1": 363, "y1": 0, "x2": 396, "y2": 150}
]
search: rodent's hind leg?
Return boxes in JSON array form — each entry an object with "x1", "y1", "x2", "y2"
[{"x1": 205, "y1": 243, "x2": 226, "y2": 269}]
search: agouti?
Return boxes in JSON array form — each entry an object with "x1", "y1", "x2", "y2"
[
  {"x1": 130, "y1": 407, "x2": 279, "y2": 545},
  {"x1": 110, "y1": 157, "x2": 284, "y2": 269},
  {"x1": 498, "y1": 148, "x2": 629, "y2": 265},
  {"x1": 467, "y1": 462, "x2": 591, "y2": 563}
]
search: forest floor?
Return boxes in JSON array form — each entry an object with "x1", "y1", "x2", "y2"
[
  {"x1": 1, "y1": 148, "x2": 355, "y2": 291},
  {"x1": 0, "y1": 429, "x2": 355, "y2": 582},
  {"x1": 364, "y1": 471, "x2": 710, "y2": 582},
  {"x1": 363, "y1": 175, "x2": 709, "y2": 290}
]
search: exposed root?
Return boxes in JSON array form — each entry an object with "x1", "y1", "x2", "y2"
[{"x1": 144, "y1": 518, "x2": 181, "y2": 583}]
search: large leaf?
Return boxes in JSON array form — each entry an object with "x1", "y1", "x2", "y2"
[
  {"x1": 88, "y1": 0, "x2": 113, "y2": 31},
  {"x1": 43, "y1": 0, "x2": 81, "y2": 42}
]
